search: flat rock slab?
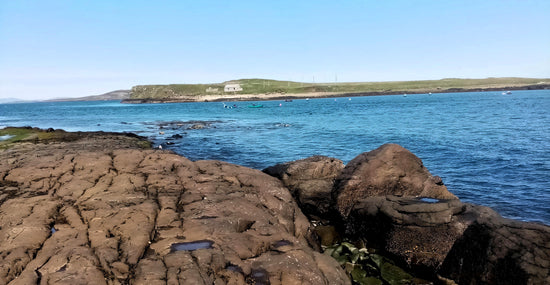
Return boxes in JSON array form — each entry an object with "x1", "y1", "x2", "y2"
[{"x1": 0, "y1": 133, "x2": 349, "y2": 285}]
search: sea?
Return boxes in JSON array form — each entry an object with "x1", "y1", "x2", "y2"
[{"x1": 1, "y1": 90, "x2": 549, "y2": 225}]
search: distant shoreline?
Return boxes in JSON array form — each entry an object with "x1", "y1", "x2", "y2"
[{"x1": 121, "y1": 83, "x2": 550, "y2": 104}]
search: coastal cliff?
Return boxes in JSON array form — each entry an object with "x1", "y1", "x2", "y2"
[{"x1": 1, "y1": 128, "x2": 549, "y2": 284}]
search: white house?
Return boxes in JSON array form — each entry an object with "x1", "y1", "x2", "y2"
[{"x1": 224, "y1": 84, "x2": 243, "y2": 92}]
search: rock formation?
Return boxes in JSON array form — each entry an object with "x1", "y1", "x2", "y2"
[
  {"x1": 0, "y1": 130, "x2": 349, "y2": 285},
  {"x1": 263, "y1": 155, "x2": 344, "y2": 221},
  {"x1": 334, "y1": 143, "x2": 457, "y2": 217},
  {"x1": 2, "y1": 129, "x2": 549, "y2": 285},
  {"x1": 265, "y1": 143, "x2": 550, "y2": 284},
  {"x1": 343, "y1": 196, "x2": 550, "y2": 284}
]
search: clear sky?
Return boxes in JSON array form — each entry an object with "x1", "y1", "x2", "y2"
[{"x1": 1, "y1": 0, "x2": 549, "y2": 100}]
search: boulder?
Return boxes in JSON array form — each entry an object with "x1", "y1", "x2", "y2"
[
  {"x1": 334, "y1": 143, "x2": 457, "y2": 217},
  {"x1": 263, "y1": 155, "x2": 344, "y2": 220},
  {"x1": 344, "y1": 196, "x2": 550, "y2": 284},
  {"x1": 439, "y1": 211, "x2": 550, "y2": 284},
  {"x1": 330, "y1": 143, "x2": 550, "y2": 284},
  {"x1": 344, "y1": 196, "x2": 475, "y2": 276},
  {"x1": 0, "y1": 131, "x2": 350, "y2": 285}
]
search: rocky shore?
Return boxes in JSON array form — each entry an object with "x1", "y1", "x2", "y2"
[{"x1": 1, "y1": 128, "x2": 549, "y2": 284}]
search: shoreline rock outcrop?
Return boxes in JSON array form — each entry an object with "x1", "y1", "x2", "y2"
[
  {"x1": 264, "y1": 143, "x2": 550, "y2": 284},
  {"x1": 2, "y1": 128, "x2": 549, "y2": 284},
  {"x1": 333, "y1": 144, "x2": 457, "y2": 217},
  {"x1": 0, "y1": 129, "x2": 349, "y2": 285},
  {"x1": 263, "y1": 155, "x2": 345, "y2": 222}
]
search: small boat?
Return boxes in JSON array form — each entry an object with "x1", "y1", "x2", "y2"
[
  {"x1": 506, "y1": 91, "x2": 512, "y2": 94},
  {"x1": 247, "y1": 104, "x2": 263, "y2": 108},
  {"x1": 284, "y1": 99, "x2": 293, "y2": 102}
]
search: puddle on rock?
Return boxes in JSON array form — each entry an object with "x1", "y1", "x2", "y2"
[
  {"x1": 226, "y1": 264, "x2": 244, "y2": 274},
  {"x1": 195, "y1": 215, "x2": 218, "y2": 220},
  {"x1": 419, "y1": 197, "x2": 440, "y2": 203},
  {"x1": 247, "y1": 268, "x2": 270, "y2": 285},
  {"x1": 170, "y1": 240, "x2": 214, "y2": 252},
  {"x1": 273, "y1": 239, "x2": 293, "y2": 248}
]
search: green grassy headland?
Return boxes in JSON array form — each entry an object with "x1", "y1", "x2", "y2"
[{"x1": 127, "y1": 77, "x2": 549, "y2": 102}]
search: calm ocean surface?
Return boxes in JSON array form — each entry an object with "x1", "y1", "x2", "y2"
[{"x1": 1, "y1": 90, "x2": 549, "y2": 225}]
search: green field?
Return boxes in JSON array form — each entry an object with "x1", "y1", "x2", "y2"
[{"x1": 129, "y1": 77, "x2": 549, "y2": 100}]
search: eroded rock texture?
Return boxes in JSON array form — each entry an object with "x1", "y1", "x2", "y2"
[
  {"x1": 334, "y1": 143, "x2": 458, "y2": 217},
  {"x1": 331, "y1": 144, "x2": 550, "y2": 284},
  {"x1": 267, "y1": 144, "x2": 550, "y2": 284},
  {"x1": 344, "y1": 196, "x2": 550, "y2": 284},
  {"x1": 263, "y1": 155, "x2": 344, "y2": 221},
  {"x1": 0, "y1": 135, "x2": 349, "y2": 285}
]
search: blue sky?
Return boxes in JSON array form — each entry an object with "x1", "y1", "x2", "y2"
[{"x1": 1, "y1": 1, "x2": 549, "y2": 100}]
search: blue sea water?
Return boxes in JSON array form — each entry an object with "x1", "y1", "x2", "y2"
[{"x1": 1, "y1": 90, "x2": 549, "y2": 224}]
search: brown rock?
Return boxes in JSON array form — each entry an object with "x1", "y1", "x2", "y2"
[
  {"x1": 0, "y1": 130, "x2": 350, "y2": 285},
  {"x1": 334, "y1": 143, "x2": 457, "y2": 217},
  {"x1": 344, "y1": 195, "x2": 550, "y2": 284},
  {"x1": 439, "y1": 212, "x2": 550, "y2": 284},
  {"x1": 263, "y1": 155, "x2": 344, "y2": 220}
]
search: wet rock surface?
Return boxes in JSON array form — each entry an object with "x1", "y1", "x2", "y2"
[
  {"x1": 344, "y1": 196, "x2": 550, "y2": 284},
  {"x1": 0, "y1": 130, "x2": 349, "y2": 285}
]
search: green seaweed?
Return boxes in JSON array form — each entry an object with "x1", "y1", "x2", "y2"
[{"x1": 324, "y1": 242, "x2": 417, "y2": 285}]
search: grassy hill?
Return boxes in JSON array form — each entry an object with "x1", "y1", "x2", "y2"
[
  {"x1": 47, "y1": 90, "x2": 131, "y2": 102},
  {"x1": 128, "y1": 77, "x2": 550, "y2": 101}
]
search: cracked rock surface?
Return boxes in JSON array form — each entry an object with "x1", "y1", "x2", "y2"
[{"x1": 0, "y1": 133, "x2": 349, "y2": 285}]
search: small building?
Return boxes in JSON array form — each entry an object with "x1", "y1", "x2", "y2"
[{"x1": 224, "y1": 84, "x2": 243, "y2": 92}]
